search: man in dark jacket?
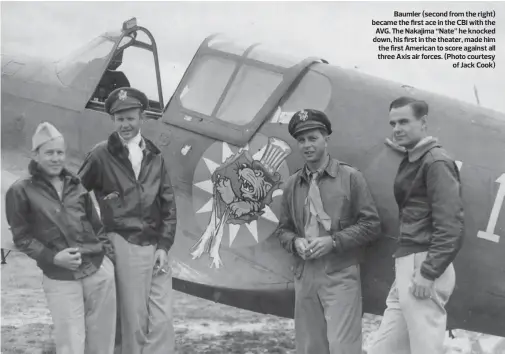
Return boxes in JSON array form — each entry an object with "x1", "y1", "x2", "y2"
[
  {"x1": 369, "y1": 97, "x2": 464, "y2": 354},
  {"x1": 5, "y1": 122, "x2": 116, "y2": 354},
  {"x1": 275, "y1": 109, "x2": 381, "y2": 354},
  {"x1": 78, "y1": 87, "x2": 177, "y2": 354}
]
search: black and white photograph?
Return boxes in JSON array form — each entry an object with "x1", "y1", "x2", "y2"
[{"x1": 1, "y1": 1, "x2": 504, "y2": 353}]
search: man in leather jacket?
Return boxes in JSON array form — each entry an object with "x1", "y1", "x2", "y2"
[
  {"x1": 5, "y1": 122, "x2": 116, "y2": 354},
  {"x1": 276, "y1": 109, "x2": 381, "y2": 354},
  {"x1": 369, "y1": 96, "x2": 464, "y2": 354},
  {"x1": 78, "y1": 87, "x2": 177, "y2": 354}
]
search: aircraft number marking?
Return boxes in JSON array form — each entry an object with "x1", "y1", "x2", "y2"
[{"x1": 477, "y1": 173, "x2": 505, "y2": 243}]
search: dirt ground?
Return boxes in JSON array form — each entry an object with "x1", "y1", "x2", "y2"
[{"x1": 1, "y1": 252, "x2": 504, "y2": 354}]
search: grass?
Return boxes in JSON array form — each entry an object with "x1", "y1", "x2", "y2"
[{"x1": 2, "y1": 252, "x2": 504, "y2": 354}]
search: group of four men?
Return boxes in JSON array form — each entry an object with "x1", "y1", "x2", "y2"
[{"x1": 6, "y1": 85, "x2": 464, "y2": 354}]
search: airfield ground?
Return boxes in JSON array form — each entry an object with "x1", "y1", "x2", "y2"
[
  {"x1": 1, "y1": 252, "x2": 504, "y2": 354},
  {"x1": 1, "y1": 153, "x2": 504, "y2": 353}
]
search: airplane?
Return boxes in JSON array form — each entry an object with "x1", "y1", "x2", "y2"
[{"x1": 2, "y1": 18, "x2": 504, "y2": 339}]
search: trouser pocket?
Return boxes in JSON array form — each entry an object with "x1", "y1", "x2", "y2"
[{"x1": 413, "y1": 251, "x2": 455, "y2": 308}]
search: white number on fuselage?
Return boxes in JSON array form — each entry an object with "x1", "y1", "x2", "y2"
[{"x1": 478, "y1": 173, "x2": 505, "y2": 243}]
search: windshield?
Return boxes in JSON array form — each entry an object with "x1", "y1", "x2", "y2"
[
  {"x1": 180, "y1": 55, "x2": 237, "y2": 116},
  {"x1": 56, "y1": 36, "x2": 116, "y2": 88},
  {"x1": 216, "y1": 64, "x2": 282, "y2": 125},
  {"x1": 179, "y1": 55, "x2": 283, "y2": 126}
]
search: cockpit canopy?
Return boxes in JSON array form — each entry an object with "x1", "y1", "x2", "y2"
[{"x1": 55, "y1": 35, "x2": 119, "y2": 90}]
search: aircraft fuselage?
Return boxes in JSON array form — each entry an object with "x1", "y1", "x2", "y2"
[{"x1": 2, "y1": 29, "x2": 504, "y2": 337}]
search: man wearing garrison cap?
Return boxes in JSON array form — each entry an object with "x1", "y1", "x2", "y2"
[
  {"x1": 78, "y1": 88, "x2": 177, "y2": 354},
  {"x1": 5, "y1": 122, "x2": 116, "y2": 354},
  {"x1": 275, "y1": 109, "x2": 381, "y2": 354}
]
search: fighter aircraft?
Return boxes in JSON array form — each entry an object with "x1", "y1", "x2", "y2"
[{"x1": 2, "y1": 18, "x2": 504, "y2": 337}]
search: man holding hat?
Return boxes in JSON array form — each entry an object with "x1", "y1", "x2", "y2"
[
  {"x1": 5, "y1": 122, "x2": 117, "y2": 354},
  {"x1": 275, "y1": 109, "x2": 381, "y2": 354},
  {"x1": 78, "y1": 87, "x2": 177, "y2": 354}
]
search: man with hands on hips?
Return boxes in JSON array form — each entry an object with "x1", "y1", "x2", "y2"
[{"x1": 275, "y1": 109, "x2": 381, "y2": 354}]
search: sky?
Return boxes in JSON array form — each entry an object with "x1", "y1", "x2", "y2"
[{"x1": 1, "y1": 1, "x2": 504, "y2": 113}]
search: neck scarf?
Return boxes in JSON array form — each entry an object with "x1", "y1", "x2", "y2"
[
  {"x1": 304, "y1": 161, "x2": 332, "y2": 240},
  {"x1": 123, "y1": 131, "x2": 143, "y2": 179}
]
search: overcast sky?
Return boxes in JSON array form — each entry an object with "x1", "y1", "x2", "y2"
[{"x1": 2, "y1": 1, "x2": 504, "y2": 113}]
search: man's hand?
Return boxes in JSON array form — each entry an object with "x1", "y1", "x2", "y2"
[
  {"x1": 53, "y1": 248, "x2": 82, "y2": 271},
  {"x1": 153, "y1": 249, "x2": 169, "y2": 276},
  {"x1": 410, "y1": 268, "x2": 434, "y2": 299},
  {"x1": 294, "y1": 238, "x2": 309, "y2": 259},
  {"x1": 306, "y1": 236, "x2": 334, "y2": 260}
]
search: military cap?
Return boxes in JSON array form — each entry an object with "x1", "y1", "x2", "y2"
[
  {"x1": 104, "y1": 87, "x2": 149, "y2": 115},
  {"x1": 32, "y1": 122, "x2": 63, "y2": 151},
  {"x1": 288, "y1": 109, "x2": 332, "y2": 138}
]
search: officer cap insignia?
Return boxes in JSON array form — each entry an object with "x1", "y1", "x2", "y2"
[{"x1": 118, "y1": 90, "x2": 128, "y2": 101}]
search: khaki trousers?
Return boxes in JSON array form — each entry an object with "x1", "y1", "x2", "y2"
[
  {"x1": 43, "y1": 256, "x2": 116, "y2": 354},
  {"x1": 110, "y1": 232, "x2": 174, "y2": 354},
  {"x1": 294, "y1": 260, "x2": 363, "y2": 354},
  {"x1": 368, "y1": 251, "x2": 456, "y2": 354}
]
